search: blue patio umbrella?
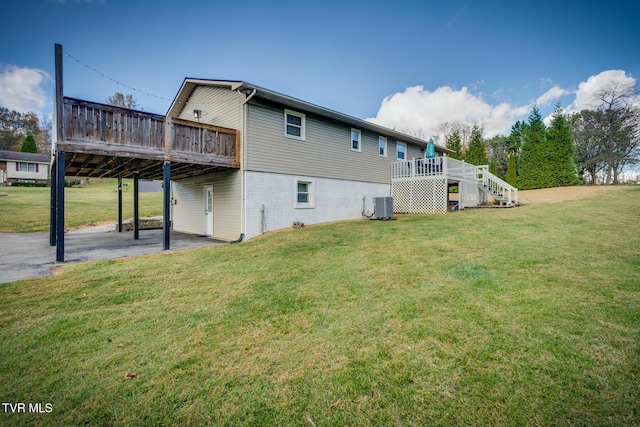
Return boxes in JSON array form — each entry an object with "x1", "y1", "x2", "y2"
[{"x1": 425, "y1": 138, "x2": 435, "y2": 158}]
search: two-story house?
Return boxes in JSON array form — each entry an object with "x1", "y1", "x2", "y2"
[{"x1": 165, "y1": 79, "x2": 450, "y2": 241}]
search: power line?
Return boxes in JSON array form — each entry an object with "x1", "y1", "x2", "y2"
[{"x1": 64, "y1": 50, "x2": 172, "y2": 103}]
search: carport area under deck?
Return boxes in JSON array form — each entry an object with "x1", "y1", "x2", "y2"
[{"x1": 51, "y1": 97, "x2": 240, "y2": 263}]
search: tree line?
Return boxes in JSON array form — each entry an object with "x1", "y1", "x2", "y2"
[{"x1": 439, "y1": 83, "x2": 639, "y2": 188}]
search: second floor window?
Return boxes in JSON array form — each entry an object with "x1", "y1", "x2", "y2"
[
  {"x1": 397, "y1": 142, "x2": 407, "y2": 160},
  {"x1": 285, "y1": 109, "x2": 305, "y2": 140},
  {"x1": 351, "y1": 129, "x2": 361, "y2": 152},
  {"x1": 379, "y1": 137, "x2": 387, "y2": 157}
]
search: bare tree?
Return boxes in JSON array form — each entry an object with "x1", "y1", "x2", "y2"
[
  {"x1": 106, "y1": 92, "x2": 139, "y2": 110},
  {"x1": 591, "y1": 80, "x2": 639, "y2": 184}
]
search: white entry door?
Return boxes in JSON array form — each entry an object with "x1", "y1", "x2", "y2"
[{"x1": 204, "y1": 185, "x2": 213, "y2": 236}]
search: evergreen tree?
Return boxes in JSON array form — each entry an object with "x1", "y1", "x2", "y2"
[
  {"x1": 547, "y1": 106, "x2": 578, "y2": 186},
  {"x1": 445, "y1": 128, "x2": 463, "y2": 160},
  {"x1": 20, "y1": 132, "x2": 38, "y2": 153},
  {"x1": 518, "y1": 106, "x2": 548, "y2": 189},
  {"x1": 489, "y1": 160, "x2": 497, "y2": 175},
  {"x1": 464, "y1": 124, "x2": 488, "y2": 166},
  {"x1": 505, "y1": 121, "x2": 526, "y2": 153},
  {"x1": 506, "y1": 153, "x2": 517, "y2": 187}
]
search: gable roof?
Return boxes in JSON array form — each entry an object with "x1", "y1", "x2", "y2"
[
  {"x1": 167, "y1": 79, "x2": 451, "y2": 153},
  {"x1": 0, "y1": 150, "x2": 50, "y2": 163}
]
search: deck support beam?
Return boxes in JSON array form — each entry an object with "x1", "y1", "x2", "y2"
[
  {"x1": 133, "y1": 172, "x2": 139, "y2": 240},
  {"x1": 117, "y1": 177, "x2": 123, "y2": 232},
  {"x1": 55, "y1": 150, "x2": 65, "y2": 263},
  {"x1": 163, "y1": 161, "x2": 171, "y2": 250},
  {"x1": 49, "y1": 162, "x2": 57, "y2": 246}
]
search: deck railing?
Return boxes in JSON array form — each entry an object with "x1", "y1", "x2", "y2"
[
  {"x1": 392, "y1": 157, "x2": 518, "y2": 206},
  {"x1": 63, "y1": 97, "x2": 165, "y2": 149},
  {"x1": 62, "y1": 97, "x2": 240, "y2": 166},
  {"x1": 391, "y1": 157, "x2": 446, "y2": 179},
  {"x1": 391, "y1": 157, "x2": 479, "y2": 181},
  {"x1": 171, "y1": 118, "x2": 239, "y2": 164}
]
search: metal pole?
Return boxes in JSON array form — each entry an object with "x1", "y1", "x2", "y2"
[
  {"x1": 133, "y1": 172, "x2": 139, "y2": 240},
  {"x1": 163, "y1": 161, "x2": 171, "y2": 250},
  {"x1": 55, "y1": 151, "x2": 65, "y2": 262},
  {"x1": 49, "y1": 161, "x2": 57, "y2": 246},
  {"x1": 117, "y1": 177, "x2": 123, "y2": 232}
]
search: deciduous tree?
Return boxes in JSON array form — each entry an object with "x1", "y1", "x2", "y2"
[
  {"x1": 571, "y1": 109, "x2": 608, "y2": 184},
  {"x1": 106, "y1": 92, "x2": 139, "y2": 109},
  {"x1": 506, "y1": 153, "x2": 517, "y2": 187},
  {"x1": 592, "y1": 81, "x2": 639, "y2": 184},
  {"x1": 0, "y1": 108, "x2": 41, "y2": 151}
]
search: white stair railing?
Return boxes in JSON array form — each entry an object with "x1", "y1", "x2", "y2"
[
  {"x1": 476, "y1": 165, "x2": 518, "y2": 205},
  {"x1": 391, "y1": 157, "x2": 519, "y2": 207}
]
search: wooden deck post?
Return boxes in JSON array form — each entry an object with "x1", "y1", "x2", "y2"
[
  {"x1": 163, "y1": 161, "x2": 171, "y2": 250},
  {"x1": 133, "y1": 172, "x2": 139, "y2": 240}
]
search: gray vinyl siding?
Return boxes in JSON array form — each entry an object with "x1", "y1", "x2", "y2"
[
  {"x1": 245, "y1": 101, "x2": 423, "y2": 185},
  {"x1": 178, "y1": 86, "x2": 243, "y2": 130},
  {"x1": 171, "y1": 170, "x2": 242, "y2": 241}
]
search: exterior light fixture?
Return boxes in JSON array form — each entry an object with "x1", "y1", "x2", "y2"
[{"x1": 193, "y1": 110, "x2": 202, "y2": 119}]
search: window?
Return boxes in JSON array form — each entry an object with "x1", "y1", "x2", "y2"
[
  {"x1": 285, "y1": 109, "x2": 305, "y2": 140},
  {"x1": 17, "y1": 162, "x2": 36, "y2": 172},
  {"x1": 379, "y1": 137, "x2": 387, "y2": 157},
  {"x1": 295, "y1": 179, "x2": 314, "y2": 208},
  {"x1": 397, "y1": 142, "x2": 407, "y2": 160},
  {"x1": 351, "y1": 128, "x2": 361, "y2": 152}
]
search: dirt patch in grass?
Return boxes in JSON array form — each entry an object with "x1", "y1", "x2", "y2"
[{"x1": 519, "y1": 185, "x2": 631, "y2": 204}]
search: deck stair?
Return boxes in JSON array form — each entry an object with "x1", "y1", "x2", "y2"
[
  {"x1": 476, "y1": 165, "x2": 519, "y2": 206},
  {"x1": 391, "y1": 157, "x2": 519, "y2": 213}
]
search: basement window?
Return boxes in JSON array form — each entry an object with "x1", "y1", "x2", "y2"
[{"x1": 295, "y1": 179, "x2": 314, "y2": 208}]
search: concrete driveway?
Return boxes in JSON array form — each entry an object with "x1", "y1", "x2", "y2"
[{"x1": 0, "y1": 227, "x2": 227, "y2": 284}]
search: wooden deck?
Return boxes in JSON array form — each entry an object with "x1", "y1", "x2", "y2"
[{"x1": 57, "y1": 98, "x2": 240, "y2": 180}]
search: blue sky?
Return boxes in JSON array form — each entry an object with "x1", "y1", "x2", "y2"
[{"x1": 0, "y1": 0, "x2": 638, "y2": 139}]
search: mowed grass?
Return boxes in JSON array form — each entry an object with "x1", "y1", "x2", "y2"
[
  {"x1": 1, "y1": 187, "x2": 639, "y2": 426},
  {"x1": 0, "y1": 179, "x2": 163, "y2": 232}
]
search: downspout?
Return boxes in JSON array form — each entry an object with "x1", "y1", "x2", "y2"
[
  {"x1": 241, "y1": 88, "x2": 257, "y2": 105},
  {"x1": 230, "y1": 233, "x2": 244, "y2": 244},
  {"x1": 238, "y1": 88, "x2": 256, "y2": 243}
]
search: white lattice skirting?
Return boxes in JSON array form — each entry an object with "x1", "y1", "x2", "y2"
[{"x1": 392, "y1": 178, "x2": 447, "y2": 214}]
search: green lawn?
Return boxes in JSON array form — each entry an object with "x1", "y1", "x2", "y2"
[
  {"x1": 0, "y1": 179, "x2": 163, "y2": 232},
  {"x1": 1, "y1": 187, "x2": 639, "y2": 426}
]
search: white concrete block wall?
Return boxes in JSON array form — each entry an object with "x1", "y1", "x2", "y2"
[{"x1": 244, "y1": 171, "x2": 391, "y2": 240}]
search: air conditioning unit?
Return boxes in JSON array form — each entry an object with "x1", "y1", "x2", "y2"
[{"x1": 373, "y1": 197, "x2": 395, "y2": 220}]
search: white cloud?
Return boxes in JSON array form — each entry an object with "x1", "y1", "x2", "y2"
[
  {"x1": 0, "y1": 65, "x2": 51, "y2": 114},
  {"x1": 570, "y1": 70, "x2": 637, "y2": 111},
  {"x1": 366, "y1": 70, "x2": 638, "y2": 142},
  {"x1": 366, "y1": 85, "x2": 528, "y2": 139},
  {"x1": 535, "y1": 85, "x2": 568, "y2": 106}
]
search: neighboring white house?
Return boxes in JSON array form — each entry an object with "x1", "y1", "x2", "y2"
[
  {"x1": 0, "y1": 150, "x2": 50, "y2": 186},
  {"x1": 165, "y1": 79, "x2": 451, "y2": 241}
]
